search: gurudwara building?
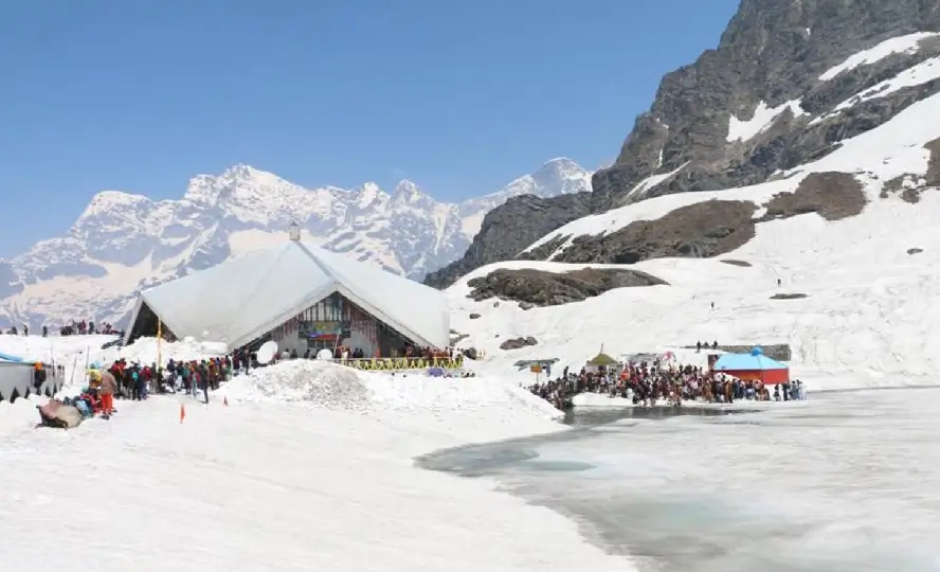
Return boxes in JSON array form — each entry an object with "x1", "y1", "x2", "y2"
[{"x1": 124, "y1": 229, "x2": 450, "y2": 358}]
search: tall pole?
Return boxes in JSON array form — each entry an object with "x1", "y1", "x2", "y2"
[{"x1": 157, "y1": 319, "x2": 163, "y2": 393}]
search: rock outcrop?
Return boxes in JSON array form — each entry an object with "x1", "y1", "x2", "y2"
[
  {"x1": 424, "y1": 193, "x2": 592, "y2": 288},
  {"x1": 467, "y1": 267, "x2": 667, "y2": 307},
  {"x1": 770, "y1": 293, "x2": 809, "y2": 300},
  {"x1": 721, "y1": 259, "x2": 752, "y2": 267},
  {"x1": 552, "y1": 200, "x2": 758, "y2": 264},
  {"x1": 758, "y1": 172, "x2": 866, "y2": 222},
  {"x1": 499, "y1": 336, "x2": 539, "y2": 351},
  {"x1": 535, "y1": 172, "x2": 865, "y2": 265},
  {"x1": 593, "y1": 0, "x2": 940, "y2": 211}
]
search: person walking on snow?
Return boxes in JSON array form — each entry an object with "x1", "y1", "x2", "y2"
[{"x1": 99, "y1": 369, "x2": 117, "y2": 415}]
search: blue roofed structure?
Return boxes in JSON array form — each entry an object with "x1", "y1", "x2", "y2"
[
  {"x1": 711, "y1": 347, "x2": 790, "y2": 384},
  {"x1": 713, "y1": 350, "x2": 788, "y2": 371}
]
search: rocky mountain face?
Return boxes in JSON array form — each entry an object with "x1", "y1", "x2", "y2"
[
  {"x1": 429, "y1": 0, "x2": 940, "y2": 286},
  {"x1": 0, "y1": 158, "x2": 591, "y2": 329},
  {"x1": 592, "y1": 0, "x2": 940, "y2": 210},
  {"x1": 423, "y1": 192, "x2": 593, "y2": 288}
]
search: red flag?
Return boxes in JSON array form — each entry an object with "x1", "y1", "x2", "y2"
[{"x1": 180, "y1": 403, "x2": 186, "y2": 423}]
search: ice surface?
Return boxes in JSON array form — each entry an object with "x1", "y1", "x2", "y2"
[{"x1": 423, "y1": 388, "x2": 940, "y2": 571}]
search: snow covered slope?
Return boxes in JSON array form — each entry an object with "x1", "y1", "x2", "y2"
[
  {"x1": 452, "y1": 90, "x2": 940, "y2": 392},
  {"x1": 0, "y1": 158, "x2": 591, "y2": 329}
]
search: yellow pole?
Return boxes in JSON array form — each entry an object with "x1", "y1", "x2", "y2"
[{"x1": 156, "y1": 319, "x2": 163, "y2": 394}]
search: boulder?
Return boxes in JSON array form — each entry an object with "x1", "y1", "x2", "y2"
[
  {"x1": 770, "y1": 292, "x2": 809, "y2": 300},
  {"x1": 500, "y1": 336, "x2": 538, "y2": 350}
]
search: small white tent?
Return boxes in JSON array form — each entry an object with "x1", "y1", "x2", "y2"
[{"x1": 125, "y1": 240, "x2": 450, "y2": 351}]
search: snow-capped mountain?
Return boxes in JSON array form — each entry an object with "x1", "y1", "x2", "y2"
[{"x1": 0, "y1": 158, "x2": 591, "y2": 329}]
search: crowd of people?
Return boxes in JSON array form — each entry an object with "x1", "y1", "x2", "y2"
[
  {"x1": 4, "y1": 320, "x2": 123, "y2": 337},
  {"x1": 60, "y1": 320, "x2": 121, "y2": 336},
  {"x1": 528, "y1": 359, "x2": 806, "y2": 411}
]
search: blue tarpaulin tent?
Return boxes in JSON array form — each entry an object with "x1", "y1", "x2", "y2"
[
  {"x1": 0, "y1": 351, "x2": 25, "y2": 363},
  {"x1": 712, "y1": 347, "x2": 789, "y2": 384}
]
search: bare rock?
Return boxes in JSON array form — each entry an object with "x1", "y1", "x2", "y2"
[
  {"x1": 721, "y1": 259, "x2": 752, "y2": 267},
  {"x1": 908, "y1": 248, "x2": 924, "y2": 255},
  {"x1": 517, "y1": 234, "x2": 570, "y2": 261},
  {"x1": 881, "y1": 138, "x2": 940, "y2": 203},
  {"x1": 499, "y1": 336, "x2": 538, "y2": 350},
  {"x1": 770, "y1": 292, "x2": 809, "y2": 300},
  {"x1": 880, "y1": 173, "x2": 924, "y2": 204},
  {"x1": 759, "y1": 172, "x2": 866, "y2": 222},
  {"x1": 925, "y1": 136, "x2": 940, "y2": 186},
  {"x1": 469, "y1": 313, "x2": 481, "y2": 319},
  {"x1": 423, "y1": 193, "x2": 592, "y2": 288},
  {"x1": 552, "y1": 200, "x2": 758, "y2": 264},
  {"x1": 467, "y1": 267, "x2": 668, "y2": 307}
]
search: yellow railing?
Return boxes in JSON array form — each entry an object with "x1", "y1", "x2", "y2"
[{"x1": 332, "y1": 357, "x2": 464, "y2": 371}]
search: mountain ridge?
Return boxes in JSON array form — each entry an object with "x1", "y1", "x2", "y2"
[
  {"x1": 0, "y1": 158, "x2": 591, "y2": 329},
  {"x1": 427, "y1": 0, "x2": 940, "y2": 288}
]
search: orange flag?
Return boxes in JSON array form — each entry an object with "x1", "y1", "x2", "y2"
[{"x1": 180, "y1": 403, "x2": 186, "y2": 424}]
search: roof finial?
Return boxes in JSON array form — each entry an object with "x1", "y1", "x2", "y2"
[{"x1": 288, "y1": 221, "x2": 301, "y2": 242}]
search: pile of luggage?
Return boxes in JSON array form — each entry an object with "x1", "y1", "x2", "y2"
[{"x1": 36, "y1": 369, "x2": 116, "y2": 429}]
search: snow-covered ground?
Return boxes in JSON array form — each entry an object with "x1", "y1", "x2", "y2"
[
  {"x1": 454, "y1": 91, "x2": 940, "y2": 392},
  {"x1": 0, "y1": 356, "x2": 633, "y2": 571},
  {"x1": 0, "y1": 333, "x2": 116, "y2": 366}
]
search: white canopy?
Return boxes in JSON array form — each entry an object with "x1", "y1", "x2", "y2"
[{"x1": 126, "y1": 240, "x2": 450, "y2": 351}]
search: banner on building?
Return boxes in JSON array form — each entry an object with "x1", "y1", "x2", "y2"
[{"x1": 299, "y1": 320, "x2": 345, "y2": 339}]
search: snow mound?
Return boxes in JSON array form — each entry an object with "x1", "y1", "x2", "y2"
[
  {"x1": 104, "y1": 337, "x2": 226, "y2": 365},
  {"x1": 220, "y1": 360, "x2": 371, "y2": 410},
  {"x1": 0, "y1": 334, "x2": 115, "y2": 363},
  {"x1": 0, "y1": 395, "x2": 49, "y2": 438},
  {"x1": 363, "y1": 373, "x2": 561, "y2": 418},
  {"x1": 219, "y1": 360, "x2": 562, "y2": 419}
]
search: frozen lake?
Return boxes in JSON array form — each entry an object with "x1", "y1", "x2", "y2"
[{"x1": 419, "y1": 389, "x2": 940, "y2": 572}]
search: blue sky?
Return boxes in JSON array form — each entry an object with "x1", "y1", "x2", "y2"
[{"x1": 0, "y1": 0, "x2": 739, "y2": 258}]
